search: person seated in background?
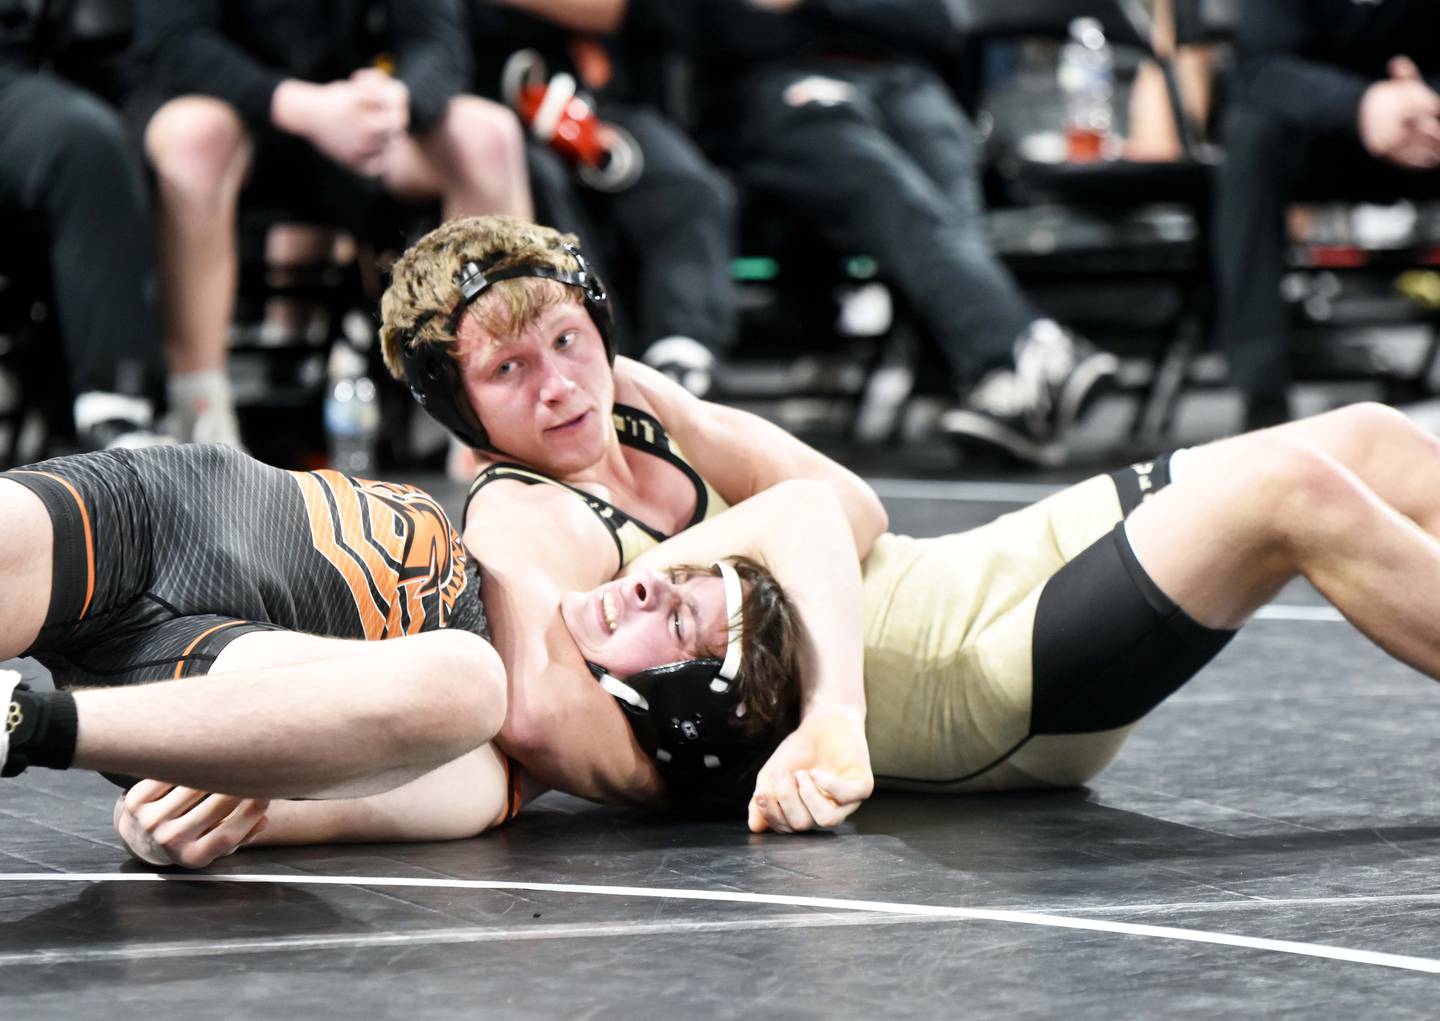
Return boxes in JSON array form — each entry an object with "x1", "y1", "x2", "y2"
[
  {"x1": 463, "y1": 0, "x2": 738, "y2": 400},
  {"x1": 0, "y1": 2, "x2": 167, "y2": 451},
  {"x1": 639, "y1": 0, "x2": 1117, "y2": 466},
  {"x1": 126, "y1": 0, "x2": 533, "y2": 447},
  {"x1": 1214, "y1": 0, "x2": 1440, "y2": 429}
]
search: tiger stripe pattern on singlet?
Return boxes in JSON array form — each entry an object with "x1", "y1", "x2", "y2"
[{"x1": 293, "y1": 471, "x2": 469, "y2": 640}]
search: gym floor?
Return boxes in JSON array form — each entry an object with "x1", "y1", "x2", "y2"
[{"x1": 5, "y1": 416, "x2": 1440, "y2": 1019}]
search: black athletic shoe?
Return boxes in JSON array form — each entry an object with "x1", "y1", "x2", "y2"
[
  {"x1": 2, "y1": 670, "x2": 24, "y2": 778},
  {"x1": 940, "y1": 320, "x2": 1118, "y2": 465}
]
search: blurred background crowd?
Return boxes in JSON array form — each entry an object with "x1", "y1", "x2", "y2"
[{"x1": 3, "y1": 0, "x2": 1440, "y2": 476}]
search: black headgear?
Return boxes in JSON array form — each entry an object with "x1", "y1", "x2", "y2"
[
  {"x1": 590, "y1": 562, "x2": 778, "y2": 815},
  {"x1": 400, "y1": 241, "x2": 614, "y2": 453}
]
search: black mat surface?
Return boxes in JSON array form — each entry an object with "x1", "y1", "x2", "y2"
[{"x1": 5, "y1": 473, "x2": 1439, "y2": 1019}]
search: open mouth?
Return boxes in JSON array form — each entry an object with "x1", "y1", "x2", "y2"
[
  {"x1": 599, "y1": 589, "x2": 618, "y2": 633},
  {"x1": 547, "y1": 410, "x2": 590, "y2": 434}
]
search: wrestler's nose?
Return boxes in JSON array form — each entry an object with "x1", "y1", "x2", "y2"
[
  {"x1": 537, "y1": 356, "x2": 576, "y2": 402},
  {"x1": 630, "y1": 572, "x2": 663, "y2": 609}
]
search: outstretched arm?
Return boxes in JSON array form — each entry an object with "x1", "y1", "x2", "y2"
[{"x1": 115, "y1": 745, "x2": 522, "y2": 869}]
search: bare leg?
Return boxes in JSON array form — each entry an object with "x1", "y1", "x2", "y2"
[
  {"x1": 1262, "y1": 402, "x2": 1440, "y2": 536},
  {"x1": 0, "y1": 480, "x2": 56, "y2": 658},
  {"x1": 145, "y1": 97, "x2": 250, "y2": 445},
  {"x1": 263, "y1": 223, "x2": 335, "y2": 338},
  {"x1": 69, "y1": 629, "x2": 505, "y2": 799},
  {"x1": 384, "y1": 96, "x2": 533, "y2": 220},
  {"x1": 145, "y1": 96, "x2": 251, "y2": 376},
  {"x1": 1127, "y1": 418, "x2": 1440, "y2": 678}
]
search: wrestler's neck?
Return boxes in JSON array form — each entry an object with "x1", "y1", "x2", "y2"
[{"x1": 543, "y1": 380, "x2": 693, "y2": 527}]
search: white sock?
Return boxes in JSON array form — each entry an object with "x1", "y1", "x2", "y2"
[{"x1": 167, "y1": 370, "x2": 242, "y2": 447}]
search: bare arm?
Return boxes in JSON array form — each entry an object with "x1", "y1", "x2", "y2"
[
  {"x1": 468, "y1": 476, "x2": 871, "y2": 821},
  {"x1": 620, "y1": 358, "x2": 889, "y2": 558},
  {"x1": 628, "y1": 479, "x2": 873, "y2": 832},
  {"x1": 484, "y1": 0, "x2": 626, "y2": 34},
  {"x1": 466, "y1": 484, "x2": 668, "y2": 807},
  {"x1": 115, "y1": 747, "x2": 515, "y2": 869}
]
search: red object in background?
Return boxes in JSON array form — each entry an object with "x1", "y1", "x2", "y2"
[
  {"x1": 502, "y1": 49, "x2": 642, "y2": 192},
  {"x1": 1065, "y1": 126, "x2": 1106, "y2": 163},
  {"x1": 512, "y1": 73, "x2": 610, "y2": 169}
]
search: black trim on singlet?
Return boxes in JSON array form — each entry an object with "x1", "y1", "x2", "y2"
[{"x1": 462, "y1": 404, "x2": 711, "y2": 565}]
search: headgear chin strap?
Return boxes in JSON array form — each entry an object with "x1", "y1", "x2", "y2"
[
  {"x1": 400, "y1": 241, "x2": 615, "y2": 453},
  {"x1": 590, "y1": 562, "x2": 771, "y2": 813}
]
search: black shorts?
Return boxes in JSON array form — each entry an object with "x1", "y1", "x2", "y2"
[
  {"x1": 6, "y1": 444, "x2": 486, "y2": 688},
  {"x1": 1029, "y1": 455, "x2": 1237, "y2": 736}
]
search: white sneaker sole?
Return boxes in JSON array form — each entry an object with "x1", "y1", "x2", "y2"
[
  {"x1": 1056, "y1": 350, "x2": 1121, "y2": 433},
  {"x1": 1, "y1": 668, "x2": 23, "y2": 775},
  {"x1": 938, "y1": 408, "x2": 1065, "y2": 467}
]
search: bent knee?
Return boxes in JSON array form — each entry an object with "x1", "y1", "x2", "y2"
[
  {"x1": 1246, "y1": 435, "x2": 1366, "y2": 544},
  {"x1": 145, "y1": 97, "x2": 250, "y2": 189},
  {"x1": 441, "y1": 96, "x2": 526, "y2": 163},
  {"x1": 408, "y1": 629, "x2": 507, "y2": 744},
  {"x1": 1334, "y1": 400, "x2": 1438, "y2": 454}
]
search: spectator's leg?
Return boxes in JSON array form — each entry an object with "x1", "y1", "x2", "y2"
[
  {"x1": 875, "y1": 63, "x2": 1041, "y2": 354},
  {"x1": 0, "y1": 73, "x2": 167, "y2": 446},
  {"x1": 263, "y1": 224, "x2": 337, "y2": 342},
  {"x1": 386, "y1": 96, "x2": 532, "y2": 220},
  {"x1": 733, "y1": 69, "x2": 1024, "y2": 386},
  {"x1": 1213, "y1": 105, "x2": 1307, "y2": 427},
  {"x1": 145, "y1": 96, "x2": 252, "y2": 445},
  {"x1": 602, "y1": 104, "x2": 738, "y2": 392}
]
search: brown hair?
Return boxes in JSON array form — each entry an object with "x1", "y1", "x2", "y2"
[
  {"x1": 676, "y1": 556, "x2": 803, "y2": 740},
  {"x1": 668, "y1": 556, "x2": 804, "y2": 817},
  {"x1": 378, "y1": 215, "x2": 586, "y2": 381}
]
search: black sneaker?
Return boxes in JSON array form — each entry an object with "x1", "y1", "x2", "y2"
[
  {"x1": 2, "y1": 670, "x2": 23, "y2": 778},
  {"x1": 940, "y1": 320, "x2": 1118, "y2": 465}
]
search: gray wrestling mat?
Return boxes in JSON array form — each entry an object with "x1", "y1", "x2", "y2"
[{"x1": 4, "y1": 465, "x2": 1440, "y2": 1019}]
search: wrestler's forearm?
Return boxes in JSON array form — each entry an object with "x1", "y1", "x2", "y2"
[
  {"x1": 499, "y1": 676, "x2": 667, "y2": 808},
  {"x1": 250, "y1": 747, "x2": 514, "y2": 847}
]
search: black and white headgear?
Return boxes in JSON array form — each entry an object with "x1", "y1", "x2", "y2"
[
  {"x1": 589, "y1": 562, "x2": 773, "y2": 812},
  {"x1": 400, "y1": 241, "x2": 614, "y2": 453}
]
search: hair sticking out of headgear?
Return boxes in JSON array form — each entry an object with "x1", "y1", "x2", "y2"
[
  {"x1": 589, "y1": 560, "x2": 783, "y2": 813},
  {"x1": 397, "y1": 240, "x2": 614, "y2": 453}
]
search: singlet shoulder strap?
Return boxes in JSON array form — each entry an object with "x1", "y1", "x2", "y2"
[
  {"x1": 457, "y1": 403, "x2": 711, "y2": 564},
  {"x1": 611, "y1": 404, "x2": 710, "y2": 529},
  {"x1": 462, "y1": 459, "x2": 664, "y2": 568}
]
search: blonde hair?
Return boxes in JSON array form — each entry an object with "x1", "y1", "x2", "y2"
[{"x1": 379, "y1": 215, "x2": 587, "y2": 381}]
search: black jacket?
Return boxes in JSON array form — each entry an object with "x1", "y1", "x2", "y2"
[
  {"x1": 1236, "y1": 0, "x2": 1440, "y2": 138},
  {"x1": 627, "y1": 0, "x2": 969, "y2": 67},
  {"x1": 129, "y1": 0, "x2": 469, "y2": 134}
]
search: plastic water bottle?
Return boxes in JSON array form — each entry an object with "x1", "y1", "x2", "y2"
[
  {"x1": 1058, "y1": 17, "x2": 1115, "y2": 163},
  {"x1": 324, "y1": 342, "x2": 379, "y2": 474}
]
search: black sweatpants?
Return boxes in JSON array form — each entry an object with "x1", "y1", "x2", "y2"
[
  {"x1": 718, "y1": 59, "x2": 1035, "y2": 386},
  {"x1": 0, "y1": 68, "x2": 165, "y2": 404}
]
